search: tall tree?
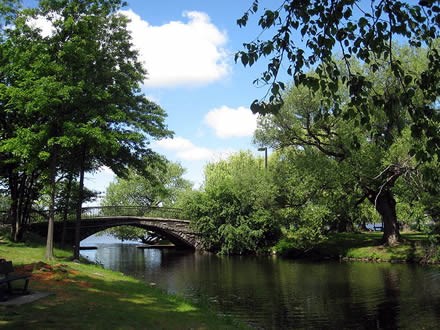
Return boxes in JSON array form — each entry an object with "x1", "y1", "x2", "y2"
[
  {"x1": 254, "y1": 48, "x2": 431, "y2": 245},
  {"x1": 37, "y1": 0, "x2": 172, "y2": 259},
  {"x1": 0, "y1": 5, "x2": 52, "y2": 241},
  {"x1": 0, "y1": 0, "x2": 172, "y2": 259}
]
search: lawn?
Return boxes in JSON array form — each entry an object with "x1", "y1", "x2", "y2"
[
  {"x1": 277, "y1": 231, "x2": 440, "y2": 263},
  {"x1": 0, "y1": 229, "x2": 247, "y2": 330}
]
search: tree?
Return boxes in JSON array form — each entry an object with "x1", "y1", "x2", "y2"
[
  {"x1": 183, "y1": 151, "x2": 280, "y2": 254},
  {"x1": 268, "y1": 147, "x2": 362, "y2": 250},
  {"x1": 103, "y1": 160, "x2": 192, "y2": 208},
  {"x1": 0, "y1": 4, "x2": 51, "y2": 242},
  {"x1": 254, "y1": 48, "x2": 432, "y2": 245},
  {"x1": 0, "y1": 0, "x2": 172, "y2": 259},
  {"x1": 33, "y1": 0, "x2": 172, "y2": 259},
  {"x1": 236, "y1": 1, "x2": 440, "y2": 160}
]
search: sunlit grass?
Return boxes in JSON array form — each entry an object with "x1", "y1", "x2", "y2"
[
  {"x1": 277, "y1": 231, "x2": 440, "y2": 263},
  {"x1": 321, "y1": 232, "x2": 434, "y2": 261}
]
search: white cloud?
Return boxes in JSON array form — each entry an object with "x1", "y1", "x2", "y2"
[
  {"x1": 97, "y1": 165, "x2": 114, "y2": 175},
  {"x1": 155, "y1": 137, "x2": 214, "y2": 161},
  {"x1": 27, "y1": 9, "x2": 230, "y2": 88},
  {"x1": 204, "y1": 106, "x2": 258, "y2": 138},
  {"x1": 85, "y1": 167, "x2": 115, "y2": 195},
  {"x1": 155, "y1": 136, "x2": 234, "y2": 162},
  {"x1": 122, "y1": 10, "x2": 230, "y2": 88},
  {"x1": 26, "y1": 15, "x2": 57, "y2": 38}
]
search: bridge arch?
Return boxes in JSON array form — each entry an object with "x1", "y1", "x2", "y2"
[
  {"x1": 29, "y1": 216, "x2": 201, "y2": 250},
  {"x1": 77, "y1": 217, "x2": 196, "y2": 249}
]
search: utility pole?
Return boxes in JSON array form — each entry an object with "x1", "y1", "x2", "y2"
[{"x1": 258, "y1": 147, "x2": 267, "y2": 170}]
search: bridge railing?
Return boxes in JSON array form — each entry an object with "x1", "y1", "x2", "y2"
[
  {"x1": 81, "y1": 206, "x2": 186, "y2": 220},
  {"x1": 4, "y1": 206, "x2": 187, "y2": 223}
]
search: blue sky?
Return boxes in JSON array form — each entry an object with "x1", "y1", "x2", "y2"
[{"x1": 81, "y1": 0, "x2": 273, "y2": 194}]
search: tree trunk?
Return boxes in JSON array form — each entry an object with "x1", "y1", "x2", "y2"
[
  {"x1": 368, "y1": 189, "x2": 400, "y2": 245},
  {"x1": 9, "y1": 178, "x2": 18, "y2": 242},
  {"x1": 45, "y1": 149, "x2": 58, "y2": 260},
  {"x1": 359, "y1": 220, "x2": 369, "y2": 231},
  {"x1": 61, "y1": 173, "x2": 74, "y2": 247},
  {"x1": 73, "y1": 147, "x2": 86, "y2": 260},
  {"x1": 8, "y1": 173, "x2": 22, "y2": 242},
  {"x1": 8, "y1": 170, "x2": 40, "y2": 242}
]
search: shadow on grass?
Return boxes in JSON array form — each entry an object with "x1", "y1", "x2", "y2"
[
  {"x1": 0, "y1": 263, "x2": 245, "y2": 330},
  {"x1": 308, "y1": 232, "x2": 432, "y2": 262},
  {"x1": 314, "y1": 232, "x2": 383, "y2": 257}
]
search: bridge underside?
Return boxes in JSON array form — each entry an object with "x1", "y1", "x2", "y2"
[{"x1": 29, "y1": 217, "x2": 201, "y2": 250}]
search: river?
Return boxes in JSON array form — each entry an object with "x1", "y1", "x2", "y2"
[{"x1": 81, "y1": 234, "x2": 440, "y2": 329}]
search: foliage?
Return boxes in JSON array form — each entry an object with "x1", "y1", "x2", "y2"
[
  {"x1": 29, "y1": 177, "x2": 98, "y2": 214},
  {"x1": 99, "y1": 225, "x2": 142, "y2": 242},
  {"x1": 183, "y1": 151, "x2": 280, "y2": 255},
  {"x1": 0, "y1": 0, "x2": 172, "y2": 252},
  {"x1": 237, "y1": 1, "x2": 440, "y2": 161},
  {"x1": 270, "y1": 147, "x2": 361, "y2": 234},
  {"x1": 102, "y1": 161, "x2": 192, "y2": 208},
  {"x1": 274, "y1": 231, "x2": 440, "y2": 263},
  {"x1": 0, "y1": 193, "x2": 10, "y2": 211},
  {"x1": 253, "y1": 47, "x2": 440, "y2": 245}
]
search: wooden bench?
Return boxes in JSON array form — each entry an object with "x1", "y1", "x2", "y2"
[{"x1": 0, "y1": 260, "x2": 31, "y2": 300}]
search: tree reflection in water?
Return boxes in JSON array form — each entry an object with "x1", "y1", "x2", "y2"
[{"x1": 377, "y1": 268, "x2": 400, "y2": 328}]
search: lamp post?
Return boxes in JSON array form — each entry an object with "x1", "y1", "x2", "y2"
[{"x1": 258, "y1": 147, "x2": 267, "y2": 170}]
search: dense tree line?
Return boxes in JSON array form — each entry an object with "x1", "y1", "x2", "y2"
[
  {"x1": 0, "y1": 0, "x2": 171, "y2": 259},
  {"x1": 185, "y1": 0, "x2": 440, "y2": 254},
  {"x1": 178, "y1": 151, "x2": 280, "y2": 254},
  {"x1": 2, "y1": 0, "x2": 440, "y2": 258},
  {"x1": 183, "y1": 45, "x2": 440, "y2": 254}
]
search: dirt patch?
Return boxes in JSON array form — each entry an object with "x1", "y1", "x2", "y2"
[{"x1": 15, "y1": 262, "x2": 92, "y2": 293}]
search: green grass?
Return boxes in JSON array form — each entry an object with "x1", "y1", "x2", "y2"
[
  {"x1": 277, "y1": 231, "x2": 440, "y2": 263},
  {"x1": 0, "y1": 229, "x2": 247, "y2": 330}
]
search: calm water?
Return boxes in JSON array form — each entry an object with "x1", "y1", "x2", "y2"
[{"x1": 81, "y1": 235, "x2": 440, "y2": 329}]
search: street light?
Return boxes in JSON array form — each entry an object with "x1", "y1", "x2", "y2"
[{"x1": 258, "y1": 147, "x2": 267, "y2": 170}]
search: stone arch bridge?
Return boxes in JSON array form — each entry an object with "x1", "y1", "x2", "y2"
[{"x1": 28, "y1": 206, "x2": 202, "y2": 250}]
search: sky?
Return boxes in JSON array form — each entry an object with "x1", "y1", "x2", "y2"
[{"x1": 80, "y1": 0, "x2": 274, "y2": 196}]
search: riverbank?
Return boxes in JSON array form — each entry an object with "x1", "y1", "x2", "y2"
[
  {"x1": 275, "y1": 231, "x2": 440, "y2": 263},
  {"x1": 0, "y1": 231, "x2": 246, "y2": 329}
]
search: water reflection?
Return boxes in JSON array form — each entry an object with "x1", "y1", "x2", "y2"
[
  {"x1": 81, "y1": 237, "x2": 440, "y2": 329},
  {"x1": 377, "y1": 268, "x2": 400, "y2": 329}
]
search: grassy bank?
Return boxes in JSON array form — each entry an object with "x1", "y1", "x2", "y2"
[
  {"x1": 0, "y1": 231, "x2": 246, "y2": 329},
  {"x1": 276, "y1": 232, "x2": 440, "y2": 263}
]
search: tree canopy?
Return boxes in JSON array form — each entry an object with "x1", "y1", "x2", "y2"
[
  {"x1": 236, "y1": 0, "x2": 440, "y2": 159},
  {"x1": 182, "y1": 151, "x2": 280, "y2": 254},
  {"x1": 0, "y1": 0, "x2": 172, "y2": 258},
  {"x1": 254, "y1": 47, "x2": 439, "y2": 245},
  {"x1": 102, "y1": 161, "x2": 192, "y2": 208}
]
